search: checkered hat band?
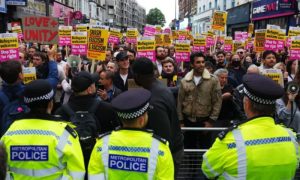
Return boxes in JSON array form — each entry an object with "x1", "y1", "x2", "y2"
[
  {"x1": 243, "y1": 87, "x2": 275, "y2": 105},
  {"x1": 24, "y1": 90, "x2": 54, "y2": 103},
  {"x1": 117, "y1": 103, "x2": 149, "y2": 119}
]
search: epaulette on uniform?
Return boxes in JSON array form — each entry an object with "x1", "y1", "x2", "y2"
[
  {"x1": 98, "y1": 131, "x2": 112, "y2": 139},
  {"x1": 152, "y1": 134, "x2": 167, "y2": 144},
  {"x1": 65, "y1": 125, "x2": 77, "y2": 138},
  {"x1": 218, "y1": 124, "x2": 238, "y2": 140}
]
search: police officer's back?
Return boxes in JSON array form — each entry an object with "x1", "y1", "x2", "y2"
[
  {"x1": 202, "y1": 74, "x2": 299, "y2": 179},
  {"x1": 88, "y1": 89, "x2": 174, "y2": 179},
  {"x1": 1, "y1": 80, "x2": 85, "y2": 179}
]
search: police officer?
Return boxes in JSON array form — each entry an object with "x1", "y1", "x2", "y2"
[
  {"x1": 88, "y1": 89, "x2": 174, "y2": 179},
  {"x1": 202, "y1": 73, "x2": 299, "y2": 179},
  {"x1": 1, "y1": 79, "x2": 85, "y2": 179}
]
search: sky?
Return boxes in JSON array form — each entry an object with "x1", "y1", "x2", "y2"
[{"x1": 136, "y1": 0, "x2": 178, "y2": 28}]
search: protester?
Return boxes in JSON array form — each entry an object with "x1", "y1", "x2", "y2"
[
  {"x1": 97, "y1": 70, "x2": 122, "y2": 102},
  {"x1": 215, "y1": 51, "x2": 226, "y2": 69},
  {"x1": 132, "y1": 57, "x2": 184, "y2": 177},
  {"x1": 259, "y1": 50, "x2": 277, "y2": 71},
  {"x1": 127, "y1": 49, "x2": 136, "y2": 65},
  {"x1": 107, "y1": 61, "x2": 118, "y2": 72},
  {"x1": 113, "y1": 51, "x2": 133, "y2": 92},
  {"x1": 286, "y1": 60, "x2": 297, "y2": 82},
  {"x1": 227, "y1": 54, "x2": 246, "y2": 88},
  {"x1": 154, "y1": 46, "x2": 167, "y2": 76}
]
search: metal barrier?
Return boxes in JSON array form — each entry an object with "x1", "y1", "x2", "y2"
[{"x1": 177, "y1": 127, "x2": 300, "y2": 180}]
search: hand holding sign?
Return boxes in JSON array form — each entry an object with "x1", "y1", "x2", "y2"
[{"x1": 47, "y1": 45, "x2": 57, "y2": 61}]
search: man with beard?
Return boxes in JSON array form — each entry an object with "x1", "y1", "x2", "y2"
[
  {"x1": 258, "y1": 50, "x2": 277, "y2": 71},
  {"x1": 216, "y1": 51, "x2": 227, "y2": 69},
  {"x1": 154, "y1": 46, "x2": 167, "y2": 76},
  {"x1": 32, "y1": 47, "x2": 58, "y2": 90},
  {"x1": 161, "y1": 57, "x2": 180, "y2": 98}
]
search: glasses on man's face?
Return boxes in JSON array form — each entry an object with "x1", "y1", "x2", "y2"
[{"x1": 237, "y1": 51, "x2": 244, "y2": 54}]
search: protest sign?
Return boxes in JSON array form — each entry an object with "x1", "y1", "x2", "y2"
[
  {"x1": 212, "y1": 11, "x2": 227, "y2": 31},
  {"x1": 163, "y1": 34, "x2": 172, "y2": 46},
  {"x1": 178, "y1": 30, "x2": 188, "y2": 40},
  {"x1": 277, "y1": 29, "x2": 286, "y2": 51},
  {"x1": 71, "y1": 31, "x2": 87, "y2": 55},
  {"x1": 155, "y1": 34, "x2": 163, "y2": 46},
  {"x1": 23, "y1": 67, "x2": 37, "y2": 84},
  {"x1": 172, "y1": 30, "x2": 178, "y2": 40},
  {"x1": 0, "y1": 33, "x2": 19, "y2": 62},
  {"x1": 261, "y1": 69, "x2": 284, "y2": 87},
  {"x1": 137, "y1": 36, "x2": 156, "y2": 62},
  {"x1": 288, "y1": 27, "x2": 300, "y2": 37},
  {"x1": 58, "y1": 26, "x2": 72, "y2": 46},
  {"x1": 12, "y1": 26, "x2": 23, "y2": 40},
  {"x1": 264, "y1": 29, "x2": 278, "y2": 51},
  {"x1": 163, "y1": 28, "x2": 171, "y2": 34},
  {"x1": 108, "y1": 28, "x2": 121, "y2": 44},
  {"x1": 76, "y1": 24, "x2": 88, "y2": 32},
  {"x1": 175, "y1": 40, "x2": 191, "y2": 62},
  {"x1": 193, "y1": 36, "x2": 206, "y2": 53},
  {"x1": 144, "y1": 25, "x2": 156, "y2": 36},
  {"x1": 126, "y1": 28, "x2": 138, "y2": 44},
  {"x1": 254, "y1": 29, "x2": 266, "y2": 53},
  {"x1": 22, "y1": 16, "x2": 59, "y2": 44},
  {"x1": 290, "y1": 36, "x2": 300, "y2": 60},
  {"x1": 224, "y1": 37, "x2": 233, "y2": 52},
  {"x1": 233, "y1": 40, "x2": 244, "y2": 53},
  {"x1": 87, "y1": 28, "x2": 109, "y2": 61},
  {"x1": 155, "y1": 25, "x2": 162, "y2": 34}
]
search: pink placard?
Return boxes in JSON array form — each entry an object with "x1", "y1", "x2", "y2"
[
  {"x1": 224, "y1": 44, "x2": 232, "y2": 52},
  {"x1": 59, "y1": 36, "x2": 71, "y2": 46},
  {"x1": 126, "y1": 37, "x2": 137, "y2": 44},
  {"x1": 144, "y1": 26, "x2": 156, "y2": 36},
  {"x1": 235, "y1": 32, "x2": 242, "y2": 41},
  {"x1": 264, "y1": 39, "x2": 277, "y2": 51},
  {"x1": 163, "y1": 28, "x2": 171, "y2": 34},
  {"x1": 72, "y1": 44, "x2": 87, "y2": 55},
  {"x1": 192, "y1": 46, "x2": 205, "y2": 53},
  {"x1": 108, "y1": 36, "x2": 120, "y2": 44},
  {"x1": 290, "y1": 49, "x2": 300, "y2": 60},
  {"x1": 246, "y1": 42, "x2": 253, "y2": 50},
  {"x1": 286, "y1": 38, "x2": 292, "y2": 47},
  {"x1": 178, "y1": 35, "x2": 186, "y2": 40},
  {"x1": 206, "y1": 37, "x2": 214, "y2": 48},
  {"x1": 137, "y1": 51, "x2": 155, "y2": 62},
  {"x1": 0, "y1": 49, "x2": 19, "y2": 62},
  {"x1": 277, "y1": 40, "x2": 285, "y2": 51},
  {"x1": 242, "y1": 32, "x2": 248, "y2": 41},
  {"x1": 175, "y1": 52, "x2": 190, "y2": 62}
]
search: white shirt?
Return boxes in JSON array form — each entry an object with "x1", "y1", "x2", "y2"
[
  {"x1": 193, "y1": 76, "x2": 202, "y2": 86},
  {"x1": 120, "y1": 74, "x2": 128, "y2": 85},
  {"x1": 156, "y1": 61, "x2": 162, "y2": 75}
]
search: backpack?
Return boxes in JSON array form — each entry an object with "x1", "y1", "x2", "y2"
[
  {"x1": 62, "y1": 100, "x2": 101, "y2": 167},
  {"x1": 0, "y1": 91, "x2": 30, "y2": 137}
]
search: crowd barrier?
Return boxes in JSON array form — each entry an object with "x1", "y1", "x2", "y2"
[{"x1": 177, "y1": 127, "x2": 300, "y2": 180}]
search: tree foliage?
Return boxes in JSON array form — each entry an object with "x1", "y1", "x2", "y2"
[{"x1": 146, "y1": 8, "x2": 166, "y2": 27}]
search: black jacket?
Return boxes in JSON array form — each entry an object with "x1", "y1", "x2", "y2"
[
  {"x1": 113, "y1": 70, "x2": 134, "y2": 92},
  {"x1": 146, "y1": 79, "x2": 184, "y2": 153},
  {"x1": 55, "y1": 95, "x2": 120, "y2": 134}
]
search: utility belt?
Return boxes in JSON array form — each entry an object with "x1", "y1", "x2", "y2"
[{"x1": 183, "y1": 114, "x2": 208, "y2": 123}]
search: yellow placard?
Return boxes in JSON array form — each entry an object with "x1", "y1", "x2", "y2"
[
  {"x1": 155, "y1": 34, "x2": 163, "y2": 46},
  {"x1": 156, "y1": 25, "x2": 162, "y2": 33},
  {"x1": 248, "y1": 23, "x2": 254, "y2": 34},
  {"x1": 175, "y1": 43, "x2": 190, "y2": 52},
  {"x1": 127, "y1": 29, "x2": 138, "y2": 37},
  {"x1": 12, "y1": 26, "x2": 22, "y2": 34},
  {"x1": 109, "y1": 30, "x2": 121, "y2": 38},
  {"x1": 172, "y1": 30, "x2": 178, "y2": 40},
  {"x1": 212, "y1": 11, "x2": 227, "y2": 31},
  {"x1": 23, "y1": 67, "x2": 36, "y2": 84},
  {"x1": 87, "y1": 28, "x2": 109, "y2": 61},
  {"x1": 137, "y1": 39, "x2": 155, "y2": 51},
  {"x1": 265, "y1": 29, "x2": 278, "y2": 40},
  {"x1": 76, "y1": 25, "x2": 88, "y2": 32},
  {"x1": 288, "y1": 27, "x2": 300, "y2": 37},
  {"x1": 71, "y1": 32, "x2": 87, "y2": 44},
  {"x1": 277, "y1": 30, "x2": 285, "y2": 41},
  {"x1": 291, "y1": 39, "x2": 300, "y2": 49},
  {"x1": 261, "y1": 69, "x2": 284, "y2": 87},
  {"x1": 193, "y1": 38, "x2": 206, "y2": 46},
  {"x1": 163, "y1": 34, "x2": 171, "y2": 46},
  {"x1": 254, "y1": 30, "x2": 266, "y2": 52},
  {"x1": 233, "y1": 40, "x2": 244, "y2": 53}
]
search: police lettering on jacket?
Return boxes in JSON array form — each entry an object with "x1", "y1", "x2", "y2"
[{"x1": 10, "y1": 146, "x2": 48, "y2": 161}]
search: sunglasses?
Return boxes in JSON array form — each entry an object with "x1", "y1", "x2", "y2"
[{"x1": 237, "y1": 51, "x2": 244, "y2": 54}]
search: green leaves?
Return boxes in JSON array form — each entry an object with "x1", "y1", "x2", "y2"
[{"x1": 146, "y1": 8, "x2": 166, "y2": 27}]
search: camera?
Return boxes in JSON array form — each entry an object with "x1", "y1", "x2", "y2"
[{"x1": 287, "y1": 82, "x2": 299, "y2": 94}]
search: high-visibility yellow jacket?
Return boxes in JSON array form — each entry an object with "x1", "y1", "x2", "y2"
[
  {"x1": 88, "y1": 128, "x2": 174, "y2": 180},
  {"x1": 202, "y1": 116, "x2": 299, "y2": 180},
  {"x1": 1, "y1": 119, "x2": 85, "y2": 180}
]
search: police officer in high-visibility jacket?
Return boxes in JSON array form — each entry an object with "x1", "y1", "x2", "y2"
[
  {"x1": 1, "y1": 79, "x2": 85, "y2": 180},
  {"x1": 88, "y1": 89, "x2": 174, "y2": 179},
  {"x1": 202, "y1": 73, "x2": 300, "y2": 179}
]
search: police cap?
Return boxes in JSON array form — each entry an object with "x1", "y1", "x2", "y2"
[
  {"x1": 243, "y1": 73, "x2": 284, "y2": 105},
  {"x1": 111, "y1": 89, "x2": 151, "y2": 120}
]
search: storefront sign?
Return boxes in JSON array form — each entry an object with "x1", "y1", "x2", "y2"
[
  {"x1": 252, "y1": 0, "x2": 297, "y2": 21},
  {"x1": 227, "y1": 2, "x2": 250, "y2": 25},
  {"x1": 7, "y1": 0, "x2": 27, "y2": 6}
]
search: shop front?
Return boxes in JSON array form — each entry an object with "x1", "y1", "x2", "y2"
[{"x1": 252, "y1": 0, "x2": 298, "y2": 32}]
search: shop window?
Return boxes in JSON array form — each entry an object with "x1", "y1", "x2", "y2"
[
  {"x1": 223, "y1": 0, "x2": 226, "y2": 10},
  {"x1": 209, "y1": 2, "x2": 212, "y2": 9},
  {"x1": 215, "y1": 0, "x2": 217, "y2": 8},
  {"x1": 231, "y1": 0, "x2": 235, "y2": 8}
]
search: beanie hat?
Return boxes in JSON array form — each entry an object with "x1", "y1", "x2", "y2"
[
  {"x1": 132, "y1": 57, "x2": 154, "y2": 75},
  {"x1": 23, "y1": 79, "x2": 54, "y2": 107}
]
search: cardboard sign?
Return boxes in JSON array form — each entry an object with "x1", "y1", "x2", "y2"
[
  {"x1": 0, "y1": 33, "x2": 19, "y2": 62},
  {"x1": 22, "y1": 16, "x2": 59, "y2": 44},
  {"x1": 254, "y1": 29, "x2": 266, "y2": 53},
  {"x1": 87, "y1": 28, "x2": 109, "y2": 61},
  {"x1": 126, "y1": 28, "x2": 138, "y2": 44},
  {"x1": 76, "y1": 24, "x2": 88, "y2": 32},
  {"x1": 144, "y1": 25, "x2": 156, "y2": 36},
  {"x1": 58, "y1": 26, "x2": 72, "y2": 46},
  {"x1": 175, "y1": 40, "x2": 190, "y2": 62},
  {"x1": 71, "y1": 31, "x2": 87, "y2": 55},
  {"x1": 108, "y1": 28, "x2": 121, "y2": 44},
  {"x1": 212, "y1": 11, "x2": 227, "y2": 31},
  {"x1": 12, "y1": 26, "x2": 23, "y2": 40},
  {"x1": 137, "y1": 36, "x2": 156, "y2": 62},
  {"x1": 290, "y1": 36, "x2": 300, "y2": 60},
  {"x1": 261, "y1": 69, "x2": 284, "y2": 87},
  {"x1": 23, "y1": 67, "x2": 37, "y2": 84},
  {"x1": 224, "y1": 37, "x2": 233, "y2": 52},
  {"x1": 193, "y1": 36, "x2": 206, "y2": 52}
]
